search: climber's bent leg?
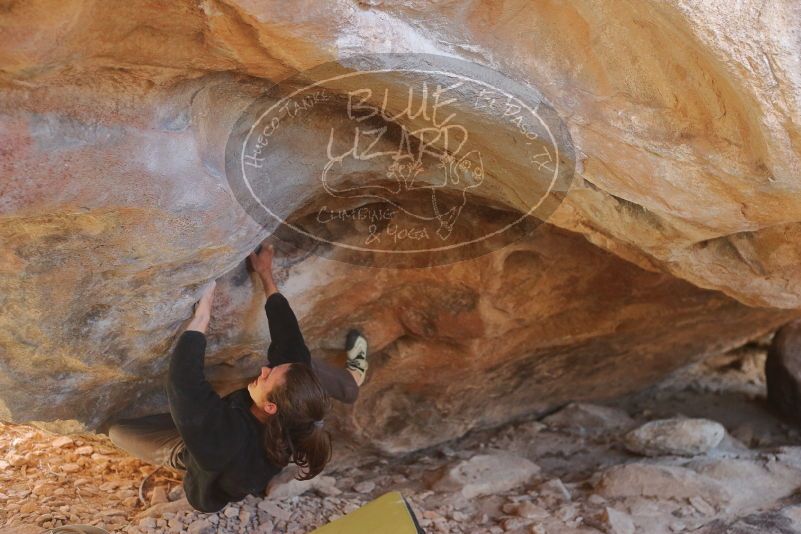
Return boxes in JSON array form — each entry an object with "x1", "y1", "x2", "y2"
[
  {"x1": 108, "y1": 413, "x2": 186, "y2": 470},
  {"x1": 311, "y1": 358, "x2": 359, "y2": 405}
]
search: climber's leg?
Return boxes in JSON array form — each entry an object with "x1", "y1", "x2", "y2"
[
  {"x1": 311, "y1": 329, "x2": 368, "y2": 403},
  {"x1": 108, "y1": 413, "x2": 186, "y2": 470},
  {"x1": 311, "y1": 358, "x2": 360, "y2": 404}
]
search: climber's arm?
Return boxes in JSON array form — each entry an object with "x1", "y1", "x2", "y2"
[
  {"x1": 166, "y1": 281, "x2": 245, "y2": 471},
  {"x1": 264, "y1": 292, "x2": 312, "y2": 367},
  {"x1": 249, "y1": 242, "x2": 312, "y2": 367},
  {"x1": 249, "y1": 243, "x2": 278, "y2": 299},
  {"x1": 166, "y1": 330, "x2": 247, "y2": 471}
]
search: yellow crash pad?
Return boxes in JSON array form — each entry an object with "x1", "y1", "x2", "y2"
[{"x1": 310, "y1": 491, "x2": 423, "y2": 534}]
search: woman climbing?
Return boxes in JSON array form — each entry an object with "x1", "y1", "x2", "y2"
[{"x1": 108, "y1": 243, "x2": 369, "y2": 513}]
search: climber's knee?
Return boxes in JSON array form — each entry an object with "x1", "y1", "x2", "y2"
[{"x1": 343, "y1": 376, "x2": 360, "y2": 404}]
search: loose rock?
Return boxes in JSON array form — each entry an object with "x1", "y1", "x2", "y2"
[
  {"x1": 353, "y1": 481, "x2": 376, "y2": 494},
  {"x1": 51, "y1": 436, "x2": 74, "y2": 449},
  {"x1": 187, "y1": 518, "x2": 214, "y2": 534},
  {"x1": 150, "y1": 486, "x2": 169, "y2": 506},
  {"x1": 625, "y1": 418, "x2": 726, "y2": 457},
  {"x1": 433, "y1": 452, "x2": 540, "y2": 498},
  {"x1": 604, "y1": 506, "x2": 635, "y2": 534}
]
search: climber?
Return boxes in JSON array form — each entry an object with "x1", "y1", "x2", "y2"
[{"x1": 107, "y1": 243, "x2": 369, "y2": 513}]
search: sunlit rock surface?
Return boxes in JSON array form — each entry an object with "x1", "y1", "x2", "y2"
[{"x1": 1, "y1": 0, "x2": 800, "y2": 458}]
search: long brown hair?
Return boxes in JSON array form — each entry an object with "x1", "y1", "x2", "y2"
[{"x1": 261, "y1": 363, "x2": 332, "y2": 480}]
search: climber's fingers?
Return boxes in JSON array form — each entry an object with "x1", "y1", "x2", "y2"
[
  {"x1": 198, "y1": 280, "x2": 216, "y2": 305},
  {"x1": 248, "y1": 246, "x2": 274, "y2": 277},
  {"x1": 191, "y1": 280, "x2": 216, "y2": 317},
  {"x1": 203, "y1": 280, "x2": 217, "y2": 296}
]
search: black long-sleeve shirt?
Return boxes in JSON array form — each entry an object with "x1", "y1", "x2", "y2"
[{"x1": 166, "y1": 293, "x2": 309, "y2": 513}]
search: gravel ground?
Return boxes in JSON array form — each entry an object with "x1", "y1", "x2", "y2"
[{"x1": 4, "y1": 337, "x2": 801, "y2": 533}]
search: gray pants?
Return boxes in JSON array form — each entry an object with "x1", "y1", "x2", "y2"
[
  {"x1": 109, "y1": 358, "x2": 357, "y2": 470},
  {"x1": 108, "y1": 412, "x2": 188, "y2": 470}
]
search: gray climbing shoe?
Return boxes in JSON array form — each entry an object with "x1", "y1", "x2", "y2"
[{"x1": 345, "y1": 329, "x2": 368, "y2": 380}]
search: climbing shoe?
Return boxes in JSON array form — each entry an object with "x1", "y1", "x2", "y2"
[{"x1": 345, "y1": 328, "x2": 368, "y2": 382}]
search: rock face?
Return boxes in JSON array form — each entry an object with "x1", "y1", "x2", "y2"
[{"x1": 1, "y1": 0, "x2": 800, "y2": 459}]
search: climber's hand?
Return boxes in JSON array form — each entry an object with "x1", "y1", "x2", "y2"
[
  {"x1": 187, "y1": 281, "x2": 216, "y2": 334},
  {"x1": 249, "y1": 243, "x2": 278, "y2": 298},
  {"x1": 249, "y1": 243, "x2": 274, "y2": 278},
  {"x1": 195, "y1": 280, "x2": 216, "y2": 315}
]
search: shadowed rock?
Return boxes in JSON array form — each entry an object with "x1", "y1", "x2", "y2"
[{"x1": 766, "y1": 321, "x2": 801, "y2": 426}]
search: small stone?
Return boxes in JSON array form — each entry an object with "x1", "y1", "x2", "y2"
[
  {"x1": 74, "y1": 445, "x2": 94, "y2": 455},
  {"x1": 423, "y1": 510, "x2": 442, "y2": 520},
  {"x1": 139, "y1": 517, "x2": 157, "y2": 529},
  {"x1": 51, "y1": 436, "x2": 74, "y2": 449},
  {"x1": 239, "y1": 510, "x2": 253, "y2": 524},
  {"x1": 539, "y1": 478, "x2": 571, "y2": 502},
  {"x1": 502, "y1": 517, "x2": 529, "y2": 531},
  {"x1": 604, "y1": 506, "x2": 635, "y2": 534},
  {"x1": 123, "y1": 496, "x2": 139, "y2": 507},
  {"x1": 588, "y1": 494, "x2": 606, "y2": 505},
  {"x1": 689, "y1": 495, "x2": 715, "y2": 516},
  {"x1": 502, "y1": 503, "x2": 518, "y2": 515},
  {"x1": 315, "y1": 476, "x2": 342, "y2": 496},
  {"x1": 20, "y1": 501, "x2": 38, "y2": 514},
  {"x1": 187, "y1": 518, "x2": 214, "y2": 534},
  {"x1": 353, "y1": 480, "x2": 376, "y2": 493},
  {"x1": 101, "y1": 509, "x2": 127, "y2": 518},
  {"x1": 516, "y1": 502, "x2": 549, "y2": 520},
  {"x1": 223, "y1": 505, "x2": 240, "y2": 518},
  {"x1": 452, "y1": 511, "x2": 470, "y2": 521},
  {"x1": 150, "y1": 486, "x2": 169, "y2": 506},
  {"x1": 135, "y1": 498, "x2": 192, "y2": 518},
  {"x1": 60, "y1": 463, "x2": 81, "y2": 473},
  {"x1": 556, "y1": 504, "x2": 577, "y2": 522},
  {"x1": 258, "y1": 500, "x2": 292, "y2": 521},
  {"x1": 168, "y1": 485, "x2": 185, "y2": 501}
]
